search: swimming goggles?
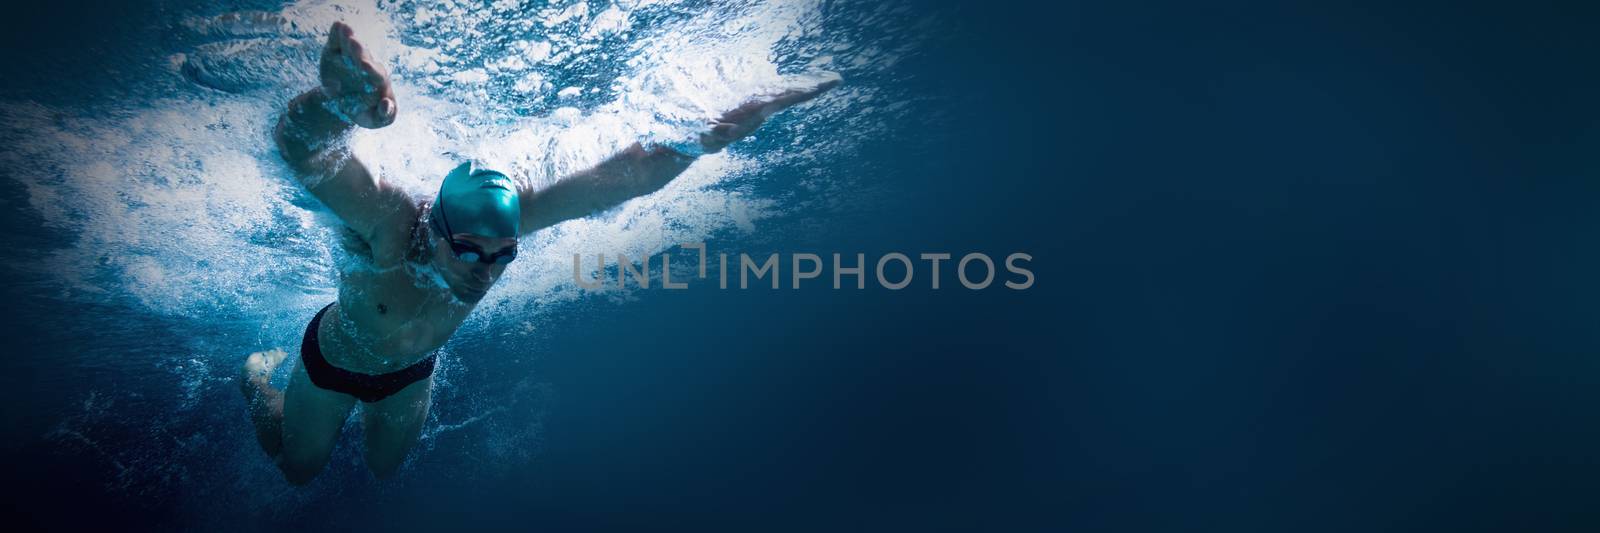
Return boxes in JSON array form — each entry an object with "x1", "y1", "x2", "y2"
[
  {"x1": 431, "y1": 195, "x2": 518, "y2": 265},
  {"x1": 447, "y1": 239, "x2": 517, "y2": 265}
]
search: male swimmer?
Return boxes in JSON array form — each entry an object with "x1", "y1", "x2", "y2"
[{"x1": 240, "y1": 22, "x2": 838, "y2": 484}]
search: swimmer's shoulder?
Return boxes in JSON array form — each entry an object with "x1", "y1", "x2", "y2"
[
  {"x1": 333, "y1": 199, "x2": 423, "y2": 270},
  {"x1": 360, "y1": 199, "x2": 426, "y2": 268}
]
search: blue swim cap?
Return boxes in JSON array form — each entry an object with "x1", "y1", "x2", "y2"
[{"x1": 431, "y1": 162, "x2": 521, "y2": 239}]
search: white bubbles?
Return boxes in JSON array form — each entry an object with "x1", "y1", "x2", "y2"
[
  {"x1": 7, "y1": 0, "x2": 932, "y2": 508},
  {"x1": 2, "y1": 0, "x2": 932, "y2": 343},
  {"x1": 0, "y1": 95, "x2": 325, "y2": 316},
  {"x1": 0, "y1": 0, "x2": 940, "y2": 385}
]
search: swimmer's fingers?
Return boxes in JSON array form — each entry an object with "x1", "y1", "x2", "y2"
[
  {"x1": 759, "y1": 74, "x2": 842, "y2": 116},
  {"x1": 697, "y1": 120, "x2": 751, "y2": 153},
  {"x1": 323, "y1": 22, "x2": 356, "y2": 70},
  {"x1": 319, "y1": 22, "x2": 397, "y2": 128},
  {"x1": 713, "y1": 72, "x2": 841, "y2": 127},
  {"x1": 322, "y1": 22, "x2": 383, "y2": 89},
  {"x1": 335, "y1": 25, "x2": 376, "y2": 84},
  {"x1": 698, "y1": 74, "x2": 838, "y2": 153},
  {"x1": 712, "y1": 121, "x2": 750, "y2": 140},
  {"x1": 320, "y1": 22, "x2": 357, "y2": 94},
  {"x1": 340, "y1": 31, "x2": 370, "y2": 72},
  {"x1": 324, "y1": 22, "x2": 347, "y2": 56}
]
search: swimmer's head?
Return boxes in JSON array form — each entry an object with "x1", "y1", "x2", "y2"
[
  {"x1": 432, "y1": 162, "x2": 521, "y2": 238},
  {"x1": 427, "y1": 162, "x2": 521, "y2": 302}
]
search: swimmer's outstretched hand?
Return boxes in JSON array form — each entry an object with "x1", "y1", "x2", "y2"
[
  {"x1": 319, "y1": 22, "x2": 397, "y2": 128},
  {"x1": 699, "y1": 72, "x2": 842, "y2": 154}
]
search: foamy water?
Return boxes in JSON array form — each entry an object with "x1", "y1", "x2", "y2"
[{"x1": 0, "y1": 0, "x2": 936, "y2": 521}]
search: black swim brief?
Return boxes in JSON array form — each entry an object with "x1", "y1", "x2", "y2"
[{"x1": 301, "y1": 303, "x2": 436, "y2": 403}]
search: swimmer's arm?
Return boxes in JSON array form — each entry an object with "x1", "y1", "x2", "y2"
[
  {"x1": 275, "y1": 89, "x2": 413, "y2": 244},
  {"x1": 516, "y1": 75, "x2": 842, "y2": 235},
  {"x1": 273, "y1": 23, "x2": 410, "y2": 246},
  {"x1": 516, "y1": 144, "x2": 694, "y2": 234}
]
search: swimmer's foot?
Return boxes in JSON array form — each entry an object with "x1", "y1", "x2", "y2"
[
  {"x1": 241, "y1": 348, "x2": 288, "y2": 458},
  {"x1": 240, "y1": 348, "x2": 288, "y2": 400}
]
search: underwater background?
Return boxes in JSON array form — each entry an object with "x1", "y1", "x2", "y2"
[{"x1": 4, "y1": 0, "x2": 1600, "y2": 531}]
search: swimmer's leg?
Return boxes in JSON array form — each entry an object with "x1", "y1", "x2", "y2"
[
  {"x1": 277, "y1": 357, "x2": 357, "y2": 484},
  {"x1": 240, "y1": 349, "x2": 290, "y2": 457},
  {"x1": 242, "y1": 349, "x2": 356, "y2": 484},
  {"x1": 360, "y1": 376, "x2": 433, "y2": 478}
]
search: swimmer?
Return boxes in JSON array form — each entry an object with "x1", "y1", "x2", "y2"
[{"x1": 240, "y1": 22, "x2": 839, "y2": 484}]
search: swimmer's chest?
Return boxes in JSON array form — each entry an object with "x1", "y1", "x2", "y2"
[{"x1": 337, "y1": 264, "x2": 469, "y2": 359}]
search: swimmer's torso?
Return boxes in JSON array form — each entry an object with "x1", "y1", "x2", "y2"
[{"x1": 318, "y1": 212, "x2": 475, "y2": 374}]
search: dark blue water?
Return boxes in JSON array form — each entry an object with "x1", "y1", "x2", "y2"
[{"x1": 6, "y1": 0, "x2": 1600, "y2": 531}]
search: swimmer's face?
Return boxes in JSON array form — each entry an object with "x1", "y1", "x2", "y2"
[{"x1": 430, "y1": 231, "x2": 517, "y2": 303}]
